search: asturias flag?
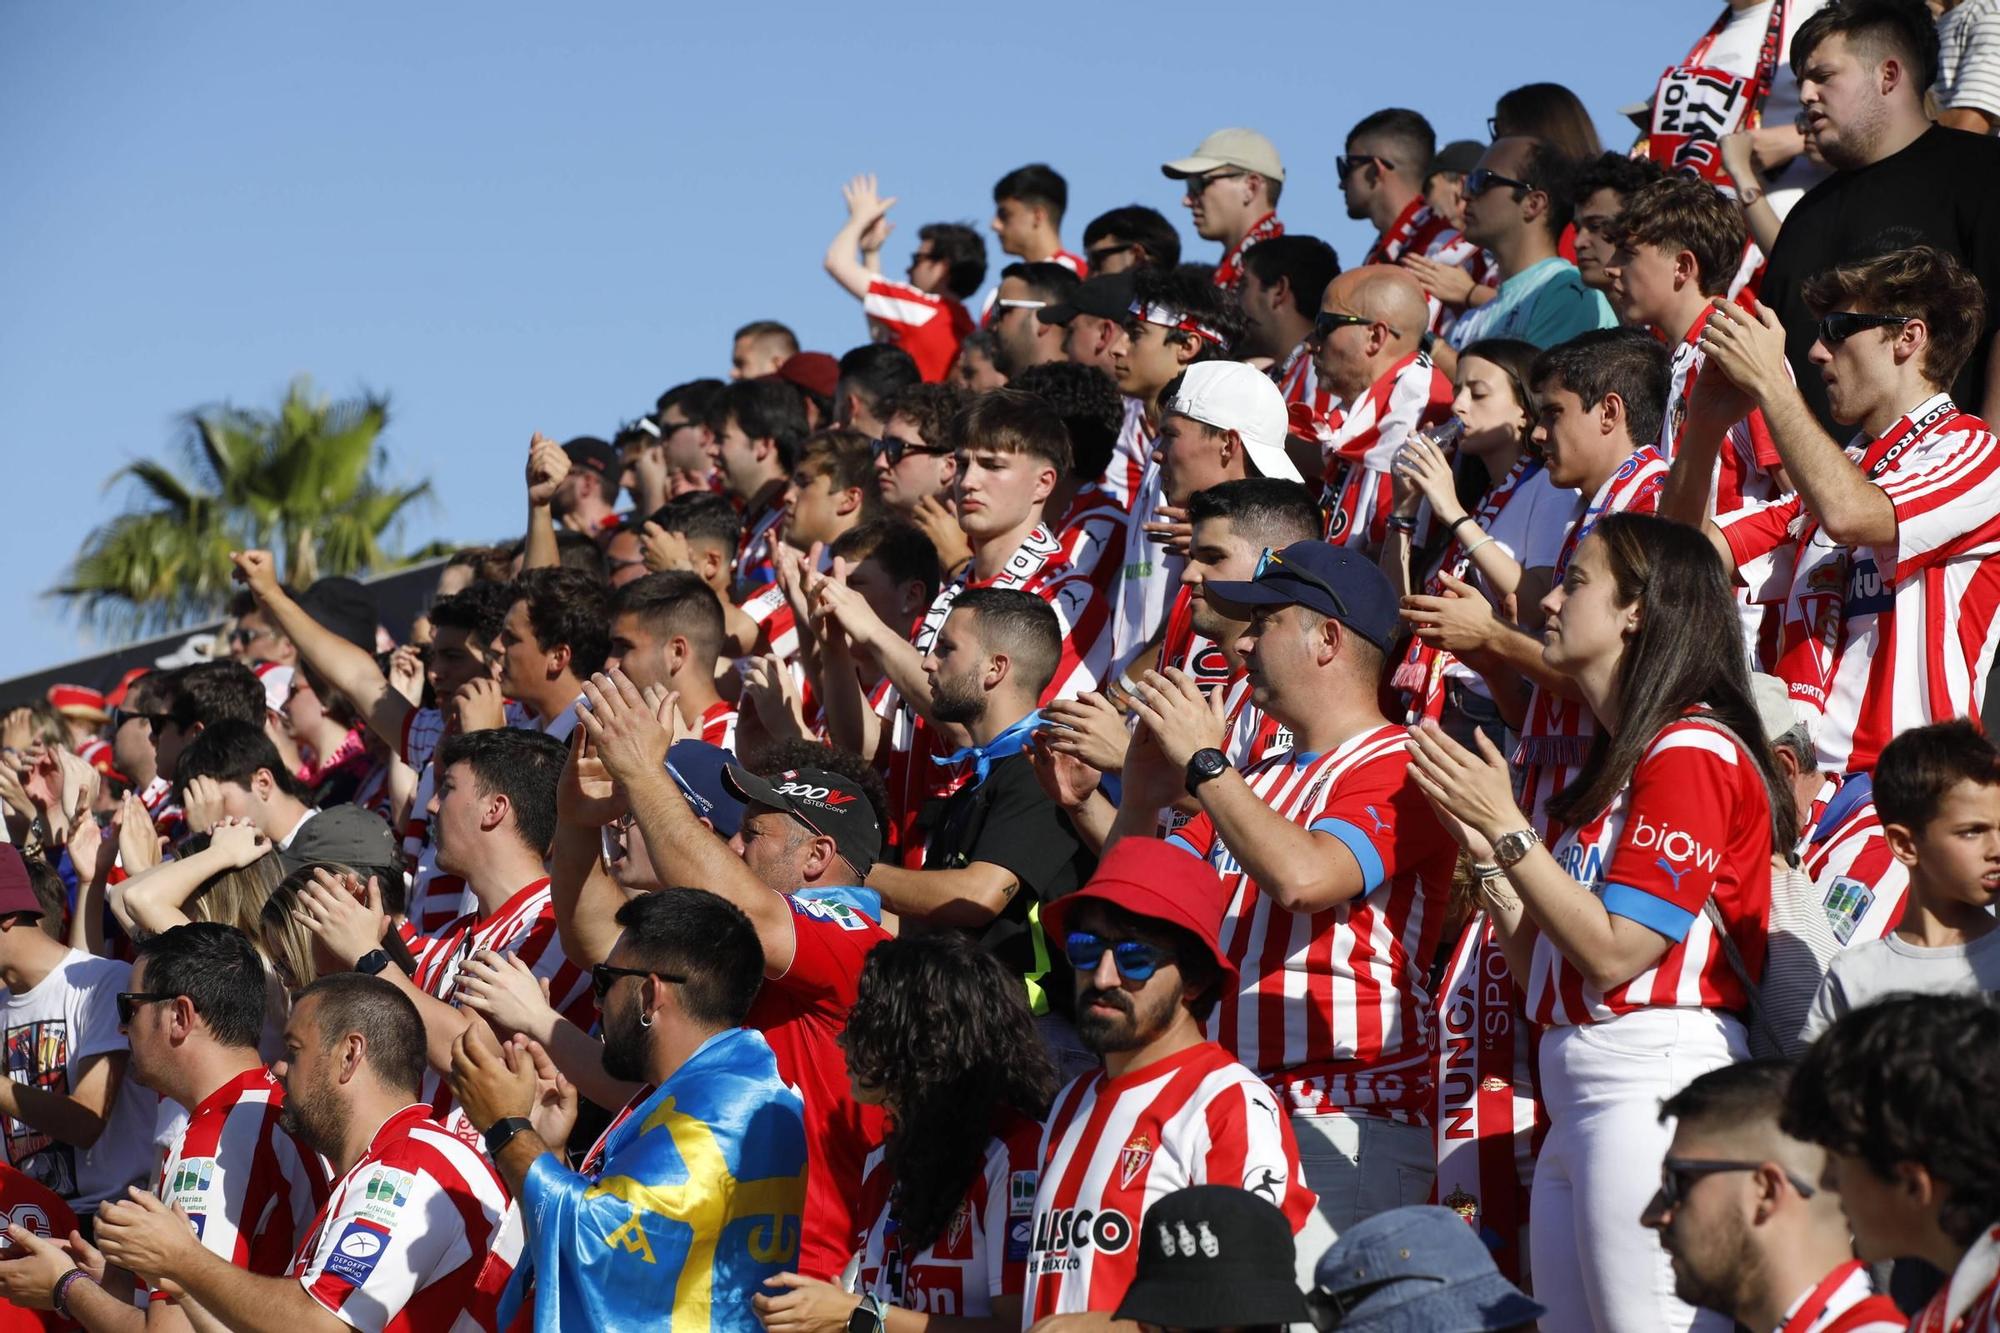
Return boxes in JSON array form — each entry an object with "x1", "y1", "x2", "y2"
[{"x1": 502, "y1": 1026, "x2": 807, "y2": 1332}]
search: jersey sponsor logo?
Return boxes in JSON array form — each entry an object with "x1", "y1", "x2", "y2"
[
  {"x1": 1629, "y1": 814, "x2": 1719, "y2": 873},
  {"x1": 1244, "y1": 1166, "x2": 1285, "y2": 1204},
  {"x1": 1006, "y1": 1217, "x2": 1032, "y2": 1263},
  {"x1": 1029, "y1": 1206, "x2": 1133, "y2": 1266},
  {"x1": 358, "y1": 1167, "x2": 412, "y2": 1224},
  {"x1": 1554, "y1": 839, "x2": 1606, "y2": 889},
  {"x1": 774, "y1": 779, "x2": 856, "y2": 806},
  {"x1": 0, "y1": 1204, "x2": 53, "y2": 1239},
  {"x1": 1008, "y1": 1170, "x2": 1037, "y2": 1217},
  {"x1": 1117, "y1": 1135, "x2": 1154, "y2": 1189},
  {"x1": 1360, "y1": 804, "x2": 1391, "y2": 837},
  {"x1": 1822, "y1": 875, "x2": 1875, "y2": 946},
  {"x1": 1845, "y1": 556, "x2": 1893, "y2": 617},
  {"x1": 324, "y1": 1219, "x2": 391, "y2": 1287},
  {"x1": 168, "y1": 1156, "x2": 217, "y2": 1202}
]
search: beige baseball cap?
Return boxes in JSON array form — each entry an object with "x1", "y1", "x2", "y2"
[
  {"x1": 1161, "y1": 128, "x2": 1284, "y2": 182},
  {"x1": 1165, "y1": 361, "x2": 1300, "y2": 483}
]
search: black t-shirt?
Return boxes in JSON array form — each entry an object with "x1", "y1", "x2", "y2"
[
  {"x1": 1762, "y1": 126, "x2": 2000, "y2": 429},
  {"x1": 923, "y1": 752, "x2": 1097, "y2": 1015}
]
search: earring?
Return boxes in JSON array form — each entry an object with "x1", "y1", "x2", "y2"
[{"x1": 639, "y1": 1011, "x2": 653, "y2": 1029}]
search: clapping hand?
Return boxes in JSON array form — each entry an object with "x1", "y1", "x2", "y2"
[
  {"x1": 1124, "y1": 668, "x2": 1227, "y2": 770},
  {"x1": 1039, "y1": 691, "x2": 1132, "y2": 775}
]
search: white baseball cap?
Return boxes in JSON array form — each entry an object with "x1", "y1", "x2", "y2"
[
  {"x1": 1165, "y1": 362, "x2": 1300, "y2": 483},
  {"x1": 1161, "y1": 128, "x2": 1284, "y2": 183}
]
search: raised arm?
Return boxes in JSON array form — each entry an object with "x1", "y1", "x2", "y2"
[
  {"x1": 231, "y1": 551, "x2": 411, "y2": 751},
  {"x1": 824, "y1": 174, "x2": 897, "y2": 301},
  {"x1": 523, "y1": 433, "x2": 569, "y2": 572}
]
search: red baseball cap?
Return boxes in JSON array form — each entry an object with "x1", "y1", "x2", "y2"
[
  {"x1": 46, "y1": 684, "x2": 109, "y2": 723},
  {"x1": 1043, "y1": 839, "x2": 1237, "y2": 993},
  {"x1": 770, "y1": 352, "x2": 839, "y2": 403},
  {"x1": 105, "y1": 667, "x2": 151, "y2": 710}
]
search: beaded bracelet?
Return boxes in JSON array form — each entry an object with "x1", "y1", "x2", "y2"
[{"x1": 52, "y1": 1269, "x2": 92, "y2": 1318}]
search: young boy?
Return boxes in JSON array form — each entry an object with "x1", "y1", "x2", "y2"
[{"x1": 1801, "y1": 720, "x2": 2000, "y2": 1041}]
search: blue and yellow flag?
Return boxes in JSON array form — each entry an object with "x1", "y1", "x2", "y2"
[{"x1": 503, "y1": 1027, "x2": 807, "y2": 1332}]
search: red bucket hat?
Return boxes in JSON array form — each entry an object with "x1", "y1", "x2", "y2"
[{"x1": 1043, "y1": 839, "x2": 1237, "y2": 993}]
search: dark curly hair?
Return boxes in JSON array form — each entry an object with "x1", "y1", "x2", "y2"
[
  {"x1": 1782, "y1": 993, "x2": 2000, "y2": 1247},
  {"x1": 840, "y1": 933, "x2": 1056, "y2": 1252},
  {"x1": 752, "y1": 738, "x2": 891, "y2": 836}
]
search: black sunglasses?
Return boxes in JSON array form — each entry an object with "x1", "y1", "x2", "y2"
[
  {"x1": 1255, "y1": 546, "x2": 1351, "y2": 620},
  {"x1": 1652, "y1": 1156, "x2": 1818, "y2": 1211},
  {"x1": 117, "y1": 992, "x2": 178, "y2": 1025},
  {"x1": 1184, "y1": 171, "x2": 1244, "y2": 196},
  {"x1": 110, "y1": 707, "x2": 170, "y2": 732},
  {"x1": 1818, "y1": 311, "x2": 1913, "y2": 345},
  {"x1": 590, "y1": 963, "x2": 688, "y2": 1000},
  {"x1": 1084, "y1": 242, "x2": 1133, "y2": 266},
  {"x1": 871, "y1": 437, "x2": 952, "y2": 466},
  {"x1": 1466, "y1": 167, "x2": 1538, "y2": 198},
  {"x1": 1336, "y1": 154, "x2": 1393, "y2": 179},
  {"x1": 1312, "y1": 311, "x2": 1381, "y2": 343}
]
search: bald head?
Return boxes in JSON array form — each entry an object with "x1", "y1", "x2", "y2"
[{"x1": 1311, "y1": 267, "x2": 1429, "y2": 401}]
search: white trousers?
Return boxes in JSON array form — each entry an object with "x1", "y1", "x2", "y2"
[{"x1": 1533, "y1": 1007, "x2": 1747, "y2": 1333}]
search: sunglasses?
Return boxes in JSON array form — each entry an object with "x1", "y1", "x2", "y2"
[
  {"x1": 110, "y1": 708, "x2": 170, "y2": 732},
  {"x1": 1255, "y1": 546, "x2": 1352, "y2": 620},
  {"x1": 229, "y1": 626, "x2": 274, "y2": 646},
  {"x1": 1312, "y1": 311, "x2": 1384, "y2": 343},
  {"x1": 1085, "y1": 242, "x2": 1133, "y2": 266},
  {"x1": 590, "y1": 963, "x2": 688, "y2": 1000},
  {"x1": 1818, "y1": 311, "x2": 1913, "y2": 345},
  {"x1": 1065, "y1": 932, "x2": 1174, "y2": 982},
  {"x1": 1465, "y1": 168, "x2": 1538, "y2": 198},
  {"x1": 1184, "y1": 171, "x2": 1244, "y2": 197},
  {"x1": 117, "y1": 992, "x2": 178, "y2": 1025},
  {"x1": 871, "y1": 437, "x2": 953, "y2": 466},
  {"x1": 1652, "y1": 1156, "x2": 1818, "y2": 1211},
  {"x1": 1336, "y1": 154, "x2": 1393, "y2": 179}
]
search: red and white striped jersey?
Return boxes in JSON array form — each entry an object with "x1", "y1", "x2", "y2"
[
  {"x1": 141, "y1": 774, "x2": 186, "y2": 845},
  {"x1": 1212, "y1": 213, "x2": 1284, "y2": 290},
  {"x1": 740, "y1": 581, "x2": 802, "y2": 665},
  {"x1": 735, "y1": 496, "x2": 787, "y2": 595},
  {"x1": 1272, "y1": 340, "x2": 1335, "y2": 443},
  {"x1": 1158, "y1": 586, "x2": 1237, "y2": 692},
  {"x1": 1799, "y1": 776, "x2": 1909, "y2": 948},
  {"x1": 1052, "y1": 481, "x2": 1130, "y2": 597},
  {"x1": 1052, "y1": 248, "x2": 1087, "y2": 277},
  {"x1": 1515, "y1": 446, "x2": 1670, "y2": 832},
  {"x1": 1318, "y1": 352, "x2": 1455, "y2": 555},
  {"x1": 1166, "y1": 726, "x2": 1455, "y2": 1119},
  {"x1": 1914, "y1": 1223, "x2": 2000, "y2": 1333},
  {"x1": 155, "y1": 1068, "x2": 330, "y2": 1290},
  {"x1": 853, "y1": 1112, "x2": 1040, "y2": 1319},
  {"x1": 1530, "y1": 718, "x2": 1774, "y2": 1027},
  {"x1": 411, "y1": 878, "x2": 595, "y2": 1133},
  {"x1": 289, "y1": 1103, "x2": 518, "y2": 1333},
  {"x1": 1023, "y1": 1043, "x2": 1315, "y2": 1320},
  {"x1": 696, "y1": 698, "x2": 740, "y2": 754},
  {"x1": 863, "y1": 278, "x2": 974, "y2": 384},
  {"x1": 1776, "y1": 1260, "x2": 1905, "y2": 1333},
  {"x1": 1719, "y1": 395, "x2": 2000, "y2": 774},
  {"x1": 1101, "y1": 398, "x2": 1151, "y2": 512},
  {"x1": 1365, "y1": 200, "x2": 1482, "y2": 336},
  {"x1": 1662, "y1": 306, "x2": 1782, "y2": 520}
]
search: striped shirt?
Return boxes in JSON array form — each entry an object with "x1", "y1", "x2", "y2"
[
  {"x1": 1719, "y1": 395, "x2": 2000, "y2": 774},
  {"x1": 155, "y1": 1068, "x2": 330, "y2": 1289},
  {"x1": 1318, "y1": 352, "x2": 1455, "y2": 555},
  {"x1": 1530, "y1": 719, "x2": 1774, "y2": 1027},
  {"x1": 1023, "y1": 1043, "x2": 1314, "y2": 1320},
  {"x1": 1938, "y1": 0, "x2": 2000, "y2": 119},
  {"x1": 863, "y1": 278, "x2": 974, "y2": 384},
  {"x1": 1800, "y1": 775, "x2": 1909, "y2": 948},
  {"x1": 289, "y1": 1104, "x2": 519, "y2": 1333},
  {"x1": 1167, "y1": 726, "x2": 1455, "y2": 1119}
]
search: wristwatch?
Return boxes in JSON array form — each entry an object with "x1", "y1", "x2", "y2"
[
  {"x1": 848, "y1": 1294, "x2": 888, "y2": 1333},
  {"x1": 355, "y1": 949, "x2": 392, "y2": 977},
  {"x1": 1184, "y1": 747, "x2": 1230, "y2": 796},
  {"x1": 1491, "y1": 827, "x2": 1543, "y2": 870},
  {"x1": 483, "y1": 1116, "x2": 536, "y2": 1157}
]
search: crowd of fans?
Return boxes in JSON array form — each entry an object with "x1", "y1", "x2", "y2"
[{"x1": 5, "y1": 1, "x2": 2000, "y2": 1330}]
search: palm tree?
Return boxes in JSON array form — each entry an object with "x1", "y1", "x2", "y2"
[{"x1": 55, "y1": 376, "x2": 432, "y2": 638}]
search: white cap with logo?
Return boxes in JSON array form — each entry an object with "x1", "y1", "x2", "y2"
[
  {"x1": 1165, "y1": 362, "x2": 1300, "y2": 483},
  {"x1": 1161, "y1": 128, "x2": 1284, "y2": 182}
]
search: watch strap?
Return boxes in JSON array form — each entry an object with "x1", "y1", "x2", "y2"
[
  {"x1": 355, "y1": 949, "x2": 392, "y2": 977},
  {"x1": 1493, "y1": 828, "x2": 1542, "y2": 869},
  {"x1": 483, "y1": 1116, "x2": 536, "y2": 1157}
]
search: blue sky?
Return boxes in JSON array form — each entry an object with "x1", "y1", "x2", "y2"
[{"x1": 0, "y1": 1, "x2": 1697, "y2": 681}]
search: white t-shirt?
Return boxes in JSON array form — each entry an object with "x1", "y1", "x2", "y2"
[
  {"x1": 2, "y1": 949, "x2": 158, "y2": 1212},
  {"x1": 1802, "y1": 926, "x2": 2000, "y2": 1042},
  {"x1": 1700, "y1": 0, "x2": 1831, "y2": 216},
  {"x1": 1443, "y1": 467, "x2": 1579, "y2": 694}
]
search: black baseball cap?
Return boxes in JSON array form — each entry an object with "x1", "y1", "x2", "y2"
[
  {"x1": 1114, "y1": 1186, "x2": 1308, "y2": 1330},
  {"x1": 1428, "y1": 140, "x2": 1485, "y2": 179},
  {"x1": 1038, "y1": 272, "x2": 1137, "y2": 327},
  {"x1": 722, "y1": 765, "x2": 882, "y2": 877},
  {"x1": 1203, "y1": 541, "x2": 1402, "y2": 653},
  {"x1": 563, "y1": 436, "x2": 620, "y2": 479},
  {"x1": 296, "y1": 577, "x2": 378, "y2": 653}
]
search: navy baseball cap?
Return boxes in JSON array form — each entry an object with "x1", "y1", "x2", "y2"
[
  {"x1": 1307, "y1": 1205, "x2": 1544, "y2": 1333},
  {"x1": 665, "y1": 740, "x2": 745, "y2": 840},
  {"x1": 1202, "y1": 541, "x2": 1401, "y2": 652}
]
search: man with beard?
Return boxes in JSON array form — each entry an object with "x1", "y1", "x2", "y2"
[
  {"x1": 0, "y1": 924, "x2": 329, "y2": 1333},
  {"x1": 1641, "y1": 1061, "x2": 1903, "y2": 1333},
  {"x1": 1020, "y1": 839, "x2": 1314, "y2": 1329},
  {"x1": 94, "y1": 975, "x2": 515, "y2": 1333},
  {"x1": 864, "y1": 590, "x2": 1095, "y2": 1068},
  {"x1": 990, "y1": 261, "x2": 1080, "y2": 378},
  {"x1": 449, "y1": 889, "x2": 807, "y2": 1333}
]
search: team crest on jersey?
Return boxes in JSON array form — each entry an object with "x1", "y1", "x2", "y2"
[
  {"x1": 942, "y1": 1199, "x2": 973, "y2": 1256},
  {"x1": 1118, "y1": 1135, "x2": 1154, "y2": 1189},
  {"x1": 1479, "y1": 1076, "x2": 1509, "y2": 1093},
  {"x1": 1444, "y1": 1188, "x2": 1480, "y2": 1226}
]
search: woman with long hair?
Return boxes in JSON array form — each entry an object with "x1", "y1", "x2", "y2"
[
  {"x1": 754, "y1": 932, "x2": 1055, "y2": 1333},
  {"x1": 1409, "y1": 513, "x2": 1790, "y2": 1333},
  {"x1": 1385, "y1": 338, "x2": 1572, "y2": 747},
  {"x1": 1491, "y1": 82, "x2": 1604, "y2": 160}
]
